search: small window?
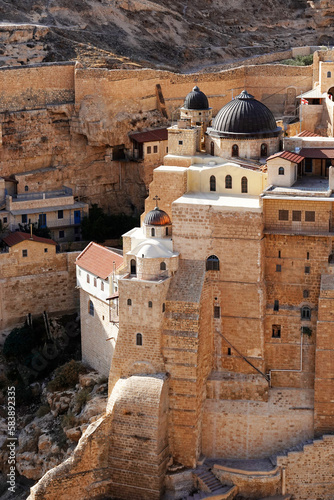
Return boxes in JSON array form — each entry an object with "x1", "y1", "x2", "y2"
[
  {"x1": 241, "y1": 177, "x2": 248, "y2": 193},
  {"x1": 206, "y1": 255, "x2": 219, "y2": 271},
  {"x1": 210, "y1": 141, "x2": 214, "y2": 156},
  {"x1": 130, "y1": 259, "x2": 136, "y2": 275},
  {"x1": 227, "y1": 348, "x2": 232, "y2": 356},
  {"x1": 232, "y1": 144, "x2": 238, "y2": 157},
  {"x1": 89, "y1": 300, "x2": 94, "y2": 316},
  {"x1": 79, "y1": 269, "x2": 81, "y2": 276},
  {"x1": 305, "y1": 266, "x2": 310, "y2": 274},
  {"x1": 153, "y1": 145, "x2": 158, "y2": 153},
  {"x1": 22, "y1": 214, "x2": 28, "y2": 224},
  {"x1": 278, "y1": 250, "x2": 281, "y2": 258},
  {"x1": 307, "y1": 252, "x2": 310, "y2": 260},
  {"x1": 292, "y1": 211, "x2": 301, "y2": 221},
  {"x1": 279, "y1": 210, "x2": 289, "y2": 221},
  {"x1": 225, "y1": 175, "x2": 232, "y2": 189},
  {"x1": 58, "y1": 210, "x2": 64, "y2": 219},
  {"x1": 327, "y1": 71, "x2": 331, "y2": 78},
  {"x1": 94, "y1": 277, "x2": 97, "y2": 287},
  {"x1": 87, "y1": 274, "x2": 90, "y2": 283},
  {"x1": 3, "y1": 217, "x2": 7, "y2": 223},
  {"x1": 210, "y1": 175, "x2": 216, "y2": 192},
  {"x1": 151, "y1": 228, "x2": 155, "y2": 237},
  {"x1": 101, "y1": 281, "x2": 104, "y2": 291},
  {"x1": 166, "y1": 227, "x2": 169, "y2": 236},
  {"x1": 301, "y1": 306, "x2": 311, "y2": 320},
  {"x1": 22, "y1": 249, "x2": 28, "y2": 257},
  {"x1": 59, "y1": 230, "x2": 65, "y2": 239},
  {"x1": 162, "y1": 303, "x2": 166, "y2": 312},
  {"x1": 261, "y1": 144, "x2": 268, "y2": 157},
  {"x1": 274, "y1": 300, "x2": 279, "y2": 311},
  {"x1": 214, "y1": 306, "x2": 220, "y2": 318},
  {"x1": 178, "y1": 140, "x2": 183, "y2": 145},
  {"x1": 166, "y1": 147, "x2": 168, "y2": 153},
  {"x1": 24, "y1": 185, "x2": 29, "y2": 192},
  {"x1": 148, "y1": 301, "x2": 152, "y2": 308},
  {"x1": 276, "y1": 264, "x2": 281, "y2": 272},
  {"x1": 147, "y1": 146, "x2": 151, "y2": 154},
  {"x1": 272, "y1": 325, "x2": 281, "y2": 338},
  {"x1": 159, "y1": 262, "x2": 166, "y2": 272},
  {"x1": 278, "y1": 167, "x2": 285, "y2": 175},
  {"x1": 303, "y1": 290, "x2": 309, "y2": 298},
  {"x1": 136, "y1": 333, "x2": 143, "y2": 346},
  {"x1": 127, "y1": 298, "x2": 132, "y2": 306},
  {"x1": 44, "y1": 248, "x2": 48, "y2": 253},
  {"x1": 305, "y1": 211, "x2": 315, "y2": 222}
]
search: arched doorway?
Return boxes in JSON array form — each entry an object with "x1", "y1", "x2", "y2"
[{"x1": 130, "y1": 259, "x2": 136, "y2": 275}]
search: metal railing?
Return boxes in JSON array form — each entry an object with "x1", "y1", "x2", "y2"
[{"x1": 12, "y1": 186, "x2": 72, "y2": 202}]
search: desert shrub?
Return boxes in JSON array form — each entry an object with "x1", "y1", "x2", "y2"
[
  {"x1": 61, "y1": 411, "x2": 77, "y2": 429},
  {"x1": 47, "y1": 360, "x2": 87, "y2": 392},
  {"x1": 36, "y1": 404, "x2": 50, "y2": 418},
  {"x1": 281, "y1": 54, "x2": 313, "y2": 66},
  {"x1": 75, "y1": 388, "x2": 91, "y2": 410}
]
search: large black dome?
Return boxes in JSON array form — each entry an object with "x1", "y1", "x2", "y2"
[
  {"x1": 209, "y1": 90, "x2": 280, "y2": 137},
  {"x1": 183, "y1": 86, "x2": 209, "y2": 110}
]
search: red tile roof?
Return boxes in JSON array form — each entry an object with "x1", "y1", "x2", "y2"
[
  {"x1": 3, "y1": 231, "x2": 57, "y2": 247},
  {"x1": 129, "y1": 128, "x2": 168, "y2": 143},
  {"x1": 76, "y1": 242, "x2": 123, "y2": 279},
  {"x1": 299, "y1": 148, "x2": 334, "y2": 159},
  {"x1": 267, "y1": 150, "x2": 304, "y2": 164},
  {"x1": 297, "y1": 130, "x2": 319, "y2": 137}
]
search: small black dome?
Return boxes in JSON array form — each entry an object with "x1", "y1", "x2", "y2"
[
  {"x1": 144, "y1": 207, "x2": 171, "y2": 226},
  {"x1": 210, "y1": 90, "x2": 280, "y2": 137},
  {"x1": 183, "y1": 86, "x2": 209, "y2": 110}
]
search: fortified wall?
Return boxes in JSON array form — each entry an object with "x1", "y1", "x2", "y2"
[{"x1": 0, "y1": 62, "x2": 312, "y2": 214}]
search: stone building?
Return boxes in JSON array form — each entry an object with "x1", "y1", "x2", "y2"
[{"x1": 29, "y1": 86, "x2": 334, "y2": 500}]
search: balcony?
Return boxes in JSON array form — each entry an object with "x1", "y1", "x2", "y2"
[
  {"x1": 120, "y1": 270, "x2": 169, "y2": 282},
  {"x1": 12, "y1": 186, "x2": 73, "y2": 203}
]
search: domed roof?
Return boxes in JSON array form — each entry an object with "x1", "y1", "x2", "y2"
[
  {"x1": 144, "y1": 207, "x2": 171, "y2": 226},
  {"x1": 131, "y1": 239, "x2": 176, "y2": 259},
  {"x1": 210, "y1": 90, "x2": 280, "y2": 136},
  {"x1": 183, "y1": 86, "x2": 209, "y2": 110}
]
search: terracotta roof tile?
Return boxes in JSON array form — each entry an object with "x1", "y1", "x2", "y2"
[
  {"x1": 267, "y1": 150, "x2": 304, "y2": 164},
  {"x1": 3, "y1": 231, "x2": 57, "y2": 247},
  {"x1": 76, "y1": 242, "x2": 123, "y2": 279},
  {"x1": 129, "y1": 128, "x2": 168, "y2": 143},
  {"x1": 297, "y1": 130, "x2": 319, "y2": 137}
]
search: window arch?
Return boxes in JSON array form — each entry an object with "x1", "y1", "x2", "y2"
[
  {"x1": 130, "y1": 259, "x2": 136, "y2": 275},
  {"x1": 206, "y1": 255, "x2": 219, "y2": 271},
  {"x1": 278, "y1": 166, "x2": 285, "y2": 175},
  {"x1": 232, "y1": 144, "x2": 239, "y2": 157},
  {"x1": 160, "y1": 262, "x2": 166, "y2": 271},
  {"x1": 328, "y1": 71, "x2": 332, "y2": 78},
  {"x1": 148, "y1": 301, "x2": 152, "y2": 308},
  {"x1": 127, "y1": 298, "x2": 132, "y2": 306},
  {"x1": 151, "y1": 228, "x2": 155, "y2": 237},
  {"x1": 301, "y1": 306, "x2": 311, "y2": 320},
  {"x1": 24, "y1": 185, "x2": 29, "y2": 192},
  {"x1": 210, "y1": 141, "x2": 214, "y2": 156},
  {"x1": 225, "y1": 175, "x2": 232, "y2": 189},
  {"x1": 210, "y1": 175, "x2": 216, "y2": 192},
  {"x1": 136, "y1": 333, "x2": 143, "y2": 346},
  {"x1": 241, "y1": 176, "x2": 248, "y2": 193},
  {"x1": 261, "y1": 143, "x2": 268, "y2": 157},
  {"x1": 89, "y1": 300, "x2": 94, "y2": 316}
]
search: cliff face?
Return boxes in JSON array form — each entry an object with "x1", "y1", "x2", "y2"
[{"x1": 0, "y1": 0, "x2": 333, "y2": 71}]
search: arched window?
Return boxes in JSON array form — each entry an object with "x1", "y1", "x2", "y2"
[
  {"x1": 24, "y1": 185, "x2": 29, "y2": 192},
  {"x1": 210, "y1": 175, "x2": 216, "y2": 192},
  {"x1": 162, "y1": 303, "x2": 166, "y2": 312},
  {"x1": 151, "y1": 228, "x2": 155, "y2": 237},
  {"x1": 127, "y1": 298, "x2": 132, "y2": 306},
  {"x1": 89, "y1": 300, "x2": 94, "y2": 316},
  {"x1": 206, "y1": 255, "x2": 219, "y2": 271},
  {"x1": 301, "y1": 306, "x2": 311, "y2": 320},
  {"x1": 148, "y1": 301, "x2": 152, "y2": 308},
  {"x1": 225, "y1": 175, "x2": 232, "y2": 189},
  {"x1": 166, "y1": 227, "x2": 169, "y2": 236},
  {"x1": 328, "y1": 71, "x2": 332, "y2": 78},
  {"x1": 136, "y1": 333, "x2": 143, "y2": 346},
  {"x1": 232, "y1": 144, "x2": 239, "y2": 157},
  {"x1": 210, "y1": 141, "x2": 214, "y2": 156},
  {"x1": 160, "y1": 262, "x2": 166, "y2": 271},
  {"x1": 130, "y1": 259, "x2": 136, "y2": 275},
  {"x1": 241, "y1": 177, "x2": 248, "y2": 193},
  {"x1": 278, "y1": 167, "x2": 285, "y2": 175},
  {"x1": 261, "y1": 144, "x2": 268, "y2": 157}
]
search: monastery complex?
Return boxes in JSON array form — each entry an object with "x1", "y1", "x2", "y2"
[{"x1": 0, "y1": 47, "x2": 333, "y2": 499}]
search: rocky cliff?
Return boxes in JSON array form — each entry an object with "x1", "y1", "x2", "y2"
[{"x1": 0, "y1": 0, "x2": 333, "y2": 71}]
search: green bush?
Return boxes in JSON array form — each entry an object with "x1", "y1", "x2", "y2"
[
  {"x1": 75, "y1": 388, "x2": 91, "y2": 410},
  {"x1": 61, "y1": 411, "x2": 77, "y2": 429},
  {"x1": 47, "y1": 360, "x2": 87, "y2": 392},
  {"x1": 81, "y1": 204, "x2": 139, "y2": 243},
  {"x1": 281, "y1": 54, "x2": 313, "y2": 66}
]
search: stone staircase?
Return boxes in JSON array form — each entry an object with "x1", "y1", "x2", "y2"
[{"x1": 181, "y1": 467, "x2": 237, "y2": 500}]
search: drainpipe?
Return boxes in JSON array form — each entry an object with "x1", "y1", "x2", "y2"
[{"x1": 269, "y1": 330, "x2": 303, "y2": 387}]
